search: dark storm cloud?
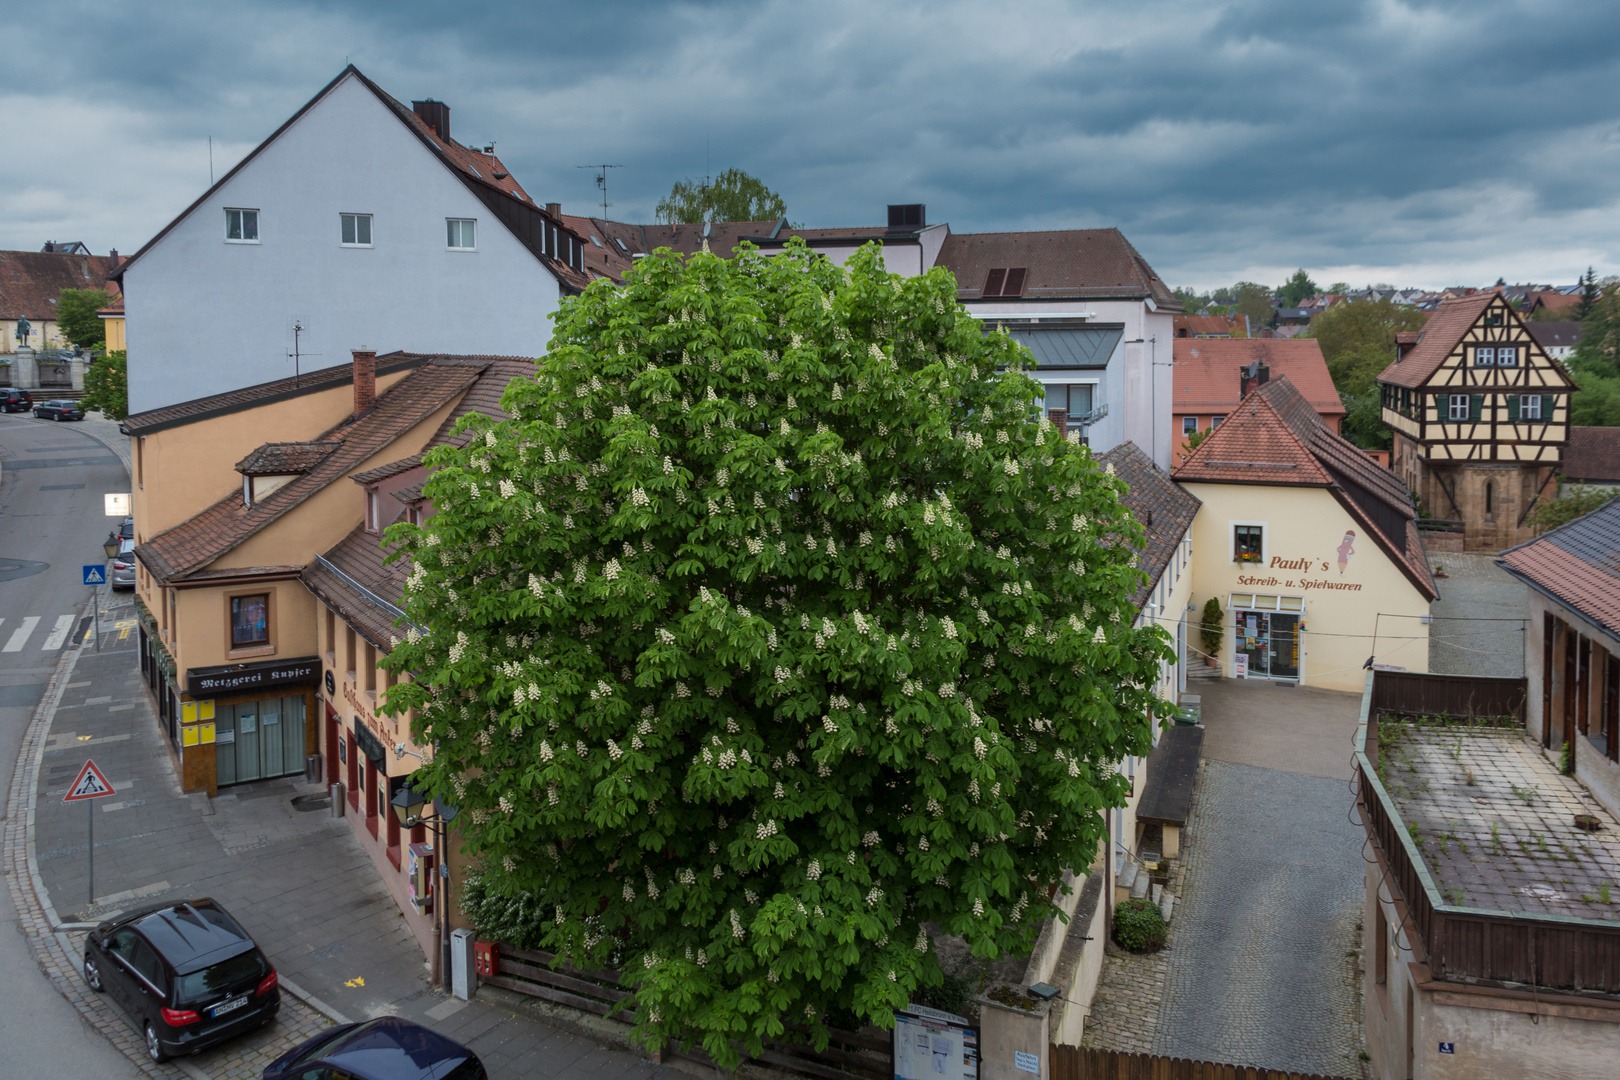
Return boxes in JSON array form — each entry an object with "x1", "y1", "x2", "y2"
[{"x1": 6, "y1": 0, "x2": 1620, "y2": 288}]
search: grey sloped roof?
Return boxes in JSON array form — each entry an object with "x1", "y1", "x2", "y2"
[{"x1": 1003, "y1": 325, "x2": 1124, "y2": 370}]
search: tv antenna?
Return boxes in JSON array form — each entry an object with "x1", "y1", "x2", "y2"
[
  {"x1": 575, "y1": 164, "x2": 622, "y2": 219},
  {"x1": 287, "y1": 320, "x2": 321, "y2": 388}
]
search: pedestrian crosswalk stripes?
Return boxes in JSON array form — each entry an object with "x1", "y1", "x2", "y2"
[{"x1": 0, "y1": 615, "x2": 82, "y2": 653}]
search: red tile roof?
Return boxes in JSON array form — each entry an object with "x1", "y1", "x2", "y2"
[
  {"x1": 1173, "y1": 314, "x2": 1240, "y2": 337},
  {"x1": 1171, "y1": 338, "x2": 1344, "y2": 419},
  {"x1": 1563, "y1": 427, "x2": 1620, "y2": 484},
  {"x1": 0, "y1": 250, "x2": 116, "y2": 321},
  {"x1": 1176, "y1": 376, "x2": 1436, "y2": 599},
  {"x1": 1498, "y1": 496, "x2": 1620, "y2": 635},
  {"x1": 136, "y1": 360, "x2": 486, "y2": 583},
  {"x1": 302, "y1": 524, "x2": 411, "y2": 650},
  {"x1": 935, "y1": 229, "x2": 1181, "y2": 309},
  {"x1": 1376, "y1": 292, "x2": 1498, "y2": 389},
  {"x1": 235, "y1": 441, "x2": 340, "y2": 475}
]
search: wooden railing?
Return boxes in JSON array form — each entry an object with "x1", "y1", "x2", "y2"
[
  {"x1": 1358, "y1": 671, "x2": 1620, "y2": 995},
  {"x1": 1369, "y1": 669, "x2": 1526, "y2": 723},
  {"x1": 1051, "y1": 1045, "x2": 1356, "y2": 1080},
  {"x1": 480, "y1": 944, "x2": 891, "y2": 1080}
]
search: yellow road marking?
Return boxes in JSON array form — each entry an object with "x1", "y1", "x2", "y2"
[{"x1": 344, "y1": 976, "x2": 365, "y2": 988}]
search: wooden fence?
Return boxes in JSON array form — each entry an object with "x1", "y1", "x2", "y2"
[
  {"x1": 1050, "y1": 1045, "x2": 1356, "y2": 1080},
  {"x1": 481, "y1": 944, "x2": 891, "y2": 1080},
  {"x1": 1369, "y1": 669, "x2": 1526, "y2": 723}
]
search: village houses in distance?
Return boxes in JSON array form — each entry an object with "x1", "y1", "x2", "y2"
[{"x1": 2, "y1": 62, "x2": 1618, "y2": 1080}]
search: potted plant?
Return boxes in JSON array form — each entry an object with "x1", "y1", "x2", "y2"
[{"x1": 1200, "y1": 597, "x2": 1224, "y2": 666}]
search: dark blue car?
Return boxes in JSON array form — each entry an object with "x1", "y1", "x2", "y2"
[{"x1": 261, "y1": 1016, "x2": 486, "y2": 1080}]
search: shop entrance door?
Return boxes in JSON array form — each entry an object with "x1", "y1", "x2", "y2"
[
  {"x1": 214, "y1": 696, "x2": 308, "y2": 787},
  {"x1": 1236, "y1": 611, "x2": 1300, "y2": 680}
]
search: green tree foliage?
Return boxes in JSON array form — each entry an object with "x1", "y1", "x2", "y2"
[
  {"x1": 55, "y1": 288, "x2": 112, "y2": 349},
  {"x1": 1324, "y1": 283, "x2": 1352, "y2": 295},
  {"x1": 656, "y1": 168, "x2": 788, "y2": 225},
  {"x1": 1529, "y1": 486, "x2": 1617, "y2": 534},
  {"x1": 1302, "y1": 298, "x2": 1429, "y2": 449},
  {"x1": 1232, "y1": 282, "x2": 1275, "y2": 329},
  {"x1": 1567, "y1": 276, "x2": 1620, "y2": 426},
  {"x1": 1280, "y1": 269, "x2": 1319, "y2": 307},
  {"x1": 1199, "y1": 597, "x2": 1223, "y2": 659},
  {"x1": 380, "y1": 241, "x2": 1175, "y2": 1063},
  {"x1": 1578, "y1": 268, "x2": 1601, "y2": 322},
  {"x1": 81, "y1": 349, "x2": 127, "y2": 420}
]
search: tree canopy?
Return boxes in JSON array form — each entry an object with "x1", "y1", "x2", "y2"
[
  {"x1": 81, "y1": 349, "x2": 128, "y2": 420},
  {"x1": 1301, "y1": 298, "x2": 1429, "y2": 450},
  {"x1": 1280, "y1": 269, "x2": 1318, "y2": 307},
  {"x1": 381, "y1": 240, "x2": 1174, "y2": 1064},
  {"x1": 1567, "y1": 275, "x2": 1620, "y2": 427},
  {"x1": 656, "y1": 168, "x2": 789, "y2": 225},
  {"x1": 55, "y1": 287, "x2": 112, "y2": 349}
]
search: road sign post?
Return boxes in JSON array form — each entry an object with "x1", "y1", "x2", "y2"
[
  {"x1": 64, "y1": 760, "x2": 116, "y2": 905},
  {"x1": 82, "y1": 565, "x2": 106, "y2": 652}
]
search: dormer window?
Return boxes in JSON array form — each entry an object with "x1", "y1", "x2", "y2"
[
  {"x1": 235, "y1": 440, "x2": 339, "y2": 506},
  {"x1": 366, "y1": 491, "x2": 381, "y2": 533}
]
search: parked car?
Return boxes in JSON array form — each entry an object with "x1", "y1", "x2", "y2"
[
  {"x1": 34, "y1": 398, "x2": 84, "y2": 421},
  {"x1": 120, "y1": 515, "x2": 135, "y2": 540},
  {"x1": 82, "y1": 898, "x2": 279, "y2": 1063},
  {"x1": 1, "y1": 388, "x2": 31, "y2": 412},
  {"x1": 262, "y1": 1017, "x2": 487, "y2": 1080},
  {"x1": 111, "y1": 538, "x2": 135, "y2": 589}
]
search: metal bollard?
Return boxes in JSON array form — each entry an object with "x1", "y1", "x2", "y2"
[{"x1": 330, "y1": 782, "x2": 346, "y2": 818}]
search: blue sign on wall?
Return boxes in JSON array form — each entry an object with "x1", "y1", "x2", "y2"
[
  {"x1": 1438, "y1": 1042, "x2": 1455, "y2": 1054},
  {"x1": 82, "y1": 565, "x2": 106, "y2": 586}
]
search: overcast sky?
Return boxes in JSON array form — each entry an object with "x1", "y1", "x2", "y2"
[{"x1": 5, "y1": 0, "x2": 1618, "y2": 291}]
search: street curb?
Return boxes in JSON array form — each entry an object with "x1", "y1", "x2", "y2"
[
  {"x1": 277, "y1": 974, "x2": 352, "y2": 1026},
  {"x1": 76, "y1": 414, "x2": 133, "y2": 476}
]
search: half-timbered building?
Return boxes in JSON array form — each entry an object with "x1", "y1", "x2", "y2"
[{"x1": 1377, "y1": 291, "x2": 1577, "y2": 551}]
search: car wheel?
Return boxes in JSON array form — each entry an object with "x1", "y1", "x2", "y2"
[
  {"x1": 83, "y1": 957, "x2": 102, "y2": 992},
  {"x1": 145, "y1": 1022, "x2": 167, "y2": 1063}
]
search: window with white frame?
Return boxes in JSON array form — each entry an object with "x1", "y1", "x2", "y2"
[
  {"x1": 1521, "y1": 394, "x2": 1542, "y2": 420},
  {"x1": 1449, "y1": 394, "x2": 1470, "y2": 421},
  {"x1": 1211, "y1": 414, "x2": 1225, "y2": 427},
  {"x1": 365, "y1": 491, "x2": 380, "y2": 533},
  {"x1": 446, "y1": 218, "x2": 476, "y2": 249},
  {"x1": 1182, "y1": 415, "x2": 1198, "y2": 435},
  {"x1": 1233, "y1": 522, "x2": 1265, "y2": 564},
  {"x1": 1473, "y1": 346, "x2": 1495, "y2": 366},
  {"x1": 224, "y1": 208, "x2": 259, "y2": 243},
  {"x1": 1495, "y1": 345, "x2": 1517, "y2": 366},
  {"x1": 341, "y1": 213, "x2": 373, "y2": 247}
]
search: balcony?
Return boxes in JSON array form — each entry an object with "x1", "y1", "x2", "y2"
[{"x1": 1357, "y1": 669, "x2": 1620, "y2": 996}]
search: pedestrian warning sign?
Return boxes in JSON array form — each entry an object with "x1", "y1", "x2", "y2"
[
  {"x1": 63, "y1": 759, "x2": 116, "y2": 802},
  {"x1": 82, "y1": 565, "x2": 106, "y2": 586}
]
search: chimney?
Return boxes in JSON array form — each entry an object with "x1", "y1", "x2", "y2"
[
  {"x1": 546, "y1": 203, "x2": 561, "y2": 217},
  {"x1": 887, "y1": 204, "x2": 926, "y2": 233},
  {"x1": 411, "y1": 100, "x2": 451, "y2": 142},
  {"x1": 1240, "y1": 360, "x2": 1270, "y2": 399},
  {"x1": 108, "y1": 248, "x2": 120, "y2": 273},
  {"x1": 352, "y1": 348, "x2": 377, "y2": 417}
]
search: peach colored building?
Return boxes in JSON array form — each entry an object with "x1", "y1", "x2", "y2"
[{"x1": 1172, "y1": 338, "x2": 1344, "y2": 466}]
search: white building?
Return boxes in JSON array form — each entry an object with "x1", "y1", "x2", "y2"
[{"x1": 114, "y1": 66, "x2": 589, "y2": 414}]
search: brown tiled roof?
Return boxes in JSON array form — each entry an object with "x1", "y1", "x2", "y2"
[
  {"x1": 122, "y1": 351, "x2": 430, "y2": 435},
  {"x1": 235, "y1": 441, "x2": 340, "y2": 475},
  {"x1": 1527, "y1": 321, "x2": 1583, "y2": 351},
  {"x1": 1498, "y1": 495, "x2": 1620, "y2": 635},
  {"x1": 391, "y1": 482, "x2": 425, "y2": 505},
  {"x1": 1171, "y1": 339, "x2": 1344, "y2": 418},
  {"x1": 302, "y1": 525, "x2": 410, "y2": 650},
  {"x1": 1376, "y1": 292, "x2": 1498, "y2": 389},
  {"x1": 1096, "y1": 442, "x2": 1201, "y2": 608},
  {"x1": 1176, "y1": 377, "x2": 1436, "y2": 599},
  {"x1": 136, "y1": 361, "x2": 485, "y2": 583},
  {"x1": 0, "y1": 250, "x2": 115, "y2": 320},
  {"x1": 1394, "y1": 331, "x2": 1421, "y2": 345},
  {"x1": 1563, "y1": 427, "x2": 1620, "y2": 484},
  {"x1": 935, "y1": 229, "x2": 1181, "y2": 310},
  {"x1": 351, "y1": 453, "x2": 423, "y2": 485},
  {"x1": 1173, "y1": 314, "x2": 1240, "y2": 337}
]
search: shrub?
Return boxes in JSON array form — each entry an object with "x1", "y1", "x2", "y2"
[
  {"x1": 1199, "y1": 596, "x2": 1224, "y2": 659},
  {"x1": 1112, "y1": 898, "x2": 1167, "y2": 953}
]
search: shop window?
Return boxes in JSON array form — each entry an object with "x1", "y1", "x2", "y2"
[
  {"x1": 230, "y1": 594, "x2": 269, "y2": 648},
  {"x1": 1233, "y1": 524, "x2": 1264, "y2": 564}
]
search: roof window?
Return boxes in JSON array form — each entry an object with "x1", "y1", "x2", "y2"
[{"x1": 982, "y1": 268, "x2": 1027, "y2": 297}]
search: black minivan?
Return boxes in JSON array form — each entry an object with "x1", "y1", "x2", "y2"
[{"x1": 83, "y1": 898, "x2": 280, "y2": 1062}]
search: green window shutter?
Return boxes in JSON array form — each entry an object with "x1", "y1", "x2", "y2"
[
  {"x1": 1470, "y1": 394, "x2": 1484, "y2": 421},
  {"x1": 1435, "y1": 394, "x2": 1449, "y2": 419},
  {"x1": 1544, "y1": 394, "x2": 1556, "y2": 421},
  {"x1": 1507, "y1": 395, "x2": 1520, "y2": 422}
]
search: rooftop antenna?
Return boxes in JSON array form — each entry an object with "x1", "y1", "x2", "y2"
[
  {"x1": 575, "y1": 164, "x2": 622, "y2": 219},
  {"x1": 208, "y1": 136, "x2": 214, "y2": 186},
  {"x1": 287, "y1": 320, "x2": 321, "y2": 388}
]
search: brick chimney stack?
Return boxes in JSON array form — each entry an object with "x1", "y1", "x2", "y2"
[
  {"x1": 1239, "y1": 360, "x2": 1270, "y2": 399},
  {"x1": 352, "y1": 348, "x2": 377, "y2": 416}
]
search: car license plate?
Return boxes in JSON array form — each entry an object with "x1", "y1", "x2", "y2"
[{"x1": 211, "y1": 996, "x2": 248, "y2": 1018}]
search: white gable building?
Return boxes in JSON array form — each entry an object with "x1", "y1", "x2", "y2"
[{"x1": 115, "y1": 66, "x2": 588, "y2": 414}]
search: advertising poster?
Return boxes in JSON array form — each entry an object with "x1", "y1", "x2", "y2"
[{"x1": 893, "y1": 1004, "x2": 979, "y2": 1080}]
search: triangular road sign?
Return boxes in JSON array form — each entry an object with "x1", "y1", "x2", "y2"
[
  {"x1": 64, "y1": 759, "x2": 116, "y2": 801},
  {"x1": 82, "y1": 565, "x2": 106, "y2": 585}
]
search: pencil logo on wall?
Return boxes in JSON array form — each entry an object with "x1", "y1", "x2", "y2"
[{"x1": 1336, "y1": 530, "x2": 1356, "y2": 575}]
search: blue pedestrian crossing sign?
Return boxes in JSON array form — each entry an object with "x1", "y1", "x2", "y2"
[{"x1": 82, "y1": 565, "x2": 106, "y2": 586}]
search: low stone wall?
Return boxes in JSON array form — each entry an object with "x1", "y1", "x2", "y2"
[{"x1": 1418, "y1": 527, "x2": 1465, "y2": 554}]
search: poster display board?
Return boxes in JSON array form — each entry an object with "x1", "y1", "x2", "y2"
[{"x1": 893, "y1": 1004, "x2": 979, "y2": 1080}]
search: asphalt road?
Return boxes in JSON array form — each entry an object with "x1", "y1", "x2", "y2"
[{"x1": 0, "y1": 410, "x2": 142, "y2": 1079}]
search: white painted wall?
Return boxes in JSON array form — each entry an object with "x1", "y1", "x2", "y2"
[{"x1": 123, "y1": 73, "x2": 561, "y2": 414}]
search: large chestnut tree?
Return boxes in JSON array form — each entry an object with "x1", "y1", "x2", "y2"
[{"x1": 382, "y1": 240, "x2": 1172, "y2": 1064}]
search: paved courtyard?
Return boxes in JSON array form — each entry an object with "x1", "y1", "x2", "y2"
[
  {"x1": 1426, "y1": 552, "x2": 1528, "y2": 679},
  {"x1": 1084, "y1": 678, "x2": 1367, "y2": 1077}
]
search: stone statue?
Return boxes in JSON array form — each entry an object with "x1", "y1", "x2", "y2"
[{"x1": 16, "y1": 316, "x2": 30, "y2": 345}]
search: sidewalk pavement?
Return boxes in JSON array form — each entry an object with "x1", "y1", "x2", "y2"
[{"x1": 8, "y1": 590, "x2": 680, "y2": 1080}]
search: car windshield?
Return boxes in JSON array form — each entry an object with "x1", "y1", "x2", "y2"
[
  {"x1": 174, "y1": 948, "x2": 268, "y2": 1004},
  {"x1": 287, "y1": 1023, "x2": 373, "y2": 1069}
]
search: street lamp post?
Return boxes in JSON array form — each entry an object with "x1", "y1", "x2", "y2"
[{"x1": 390, "y1": 760, "x2": 458, "y2": 992}]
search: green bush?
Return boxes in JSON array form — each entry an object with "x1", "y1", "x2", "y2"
[
  {"x1": 458, "y1": 871, "x2": 552, "y2": 949},
  {"x1": 1199, "y1": 596, "x2": 1224, "y2": 659},
  {"x1": 1112, "y1": 898, "x2": 1167, "y2": 953}
]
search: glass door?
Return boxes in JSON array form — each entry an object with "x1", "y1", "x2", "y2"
[
  {"x1": 215, "y1": 707, "x2": 237, "y2": 786},
  {"x1": 1236, "y1": 611, "x2": 1300, "y2": 679},
  {"x1": 236, "y1": 707, "x2": 262, "y2": 781}
]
